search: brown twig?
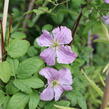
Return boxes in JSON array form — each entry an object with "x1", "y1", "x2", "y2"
[
  {"x1": 0, "y1": 20, "x2": 5, "y2": 61},
  {"x1": 100, "y1": 74, "x2": 109, "y2": 109},
  {"x1": 70, "y1": 4, "x2": 87, "y2": 45},
  {"x1": 23, "y1": 0, "x2": 36, "y2": 29},
  {"x1": 72, "y1": 10, "x2": 82, "y2": 39}
]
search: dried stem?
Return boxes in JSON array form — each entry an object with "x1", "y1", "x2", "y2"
[
  {"x1": 0, "y1": 0, "x2": 9, "y2": 62},
  {"x1": 100, "y1": 74, "x2": 109, "y2": 109},
  {"x1": 2, "y1": 0, "x2": 9, "y2": 39}
]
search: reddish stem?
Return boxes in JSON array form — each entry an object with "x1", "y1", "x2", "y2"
[{"x1": 0, "y1": 20, "x2": 5, "y2": 60}]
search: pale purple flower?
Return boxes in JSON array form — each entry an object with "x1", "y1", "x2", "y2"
[
  {"x1": 36, "y1": 26, "x2": 77, "y2": 66},
  {"x1": 102, "y1": 15, "x2": 109, "y2": 24},
  {"x1": 39, "y1": 67, "x2": 73, "y2": 101},
  {"x1": 104, "y1": 0, "x2": 109, "y2": 3}
]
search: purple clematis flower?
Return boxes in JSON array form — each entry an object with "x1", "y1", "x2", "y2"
[
  {"x1": 39, "y1": 67, "x2": 73, "y2": 101},
  {"x1": 102, "y1": 15, "x2": 109, "y2": 24},
  {"x1": 104, "y1": 0, "x2": 109, "y2": 3},
  {"x1": 36, "y1": 26, "x2": 77, "y2": 66}
]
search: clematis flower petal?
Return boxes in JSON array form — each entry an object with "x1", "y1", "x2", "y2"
[
  {"x1": 56, "y1": 45, "x2": 77, "y2": 64},
  {"x1": 54, "y1": 86, "x2": 63, "y2": 101},
  {"x1": 102, "y1": 15, "x2": 109, "y2": 24},
  {"x1": 58, "y1": 68, "x2": 73, "y2": 85},
  {"x1": 40, "y1": 48, "x2": 56, "y2": 66},
  {"x1": 36, "y1": 30, "x2": 53, "y2": 47},
  {"x1": 62, "y1": 85, "x2": 72, "y2": 91},
  {"x1": 39, "y1": 67, "x2": 73, "y2": 101},
  {"x1": 39, "y1": 67, "x2": 59, "y2": 82},
  {"x1": 104, "y1": 0, "x2": 109, "y2": 3},
  {"x1": 40, "y1": 86, "x2": 54, "y2": 101},
  {"x1": 52, "y1": 26, "x2": 72, "y2": 44}
]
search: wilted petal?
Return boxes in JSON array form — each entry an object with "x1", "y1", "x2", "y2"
[
  {"x1": 40, "y1": 48, "x2": 56, "y2": 66},
  {"x1": 36, "y1": 30, "x2": 53, "y2": 47},
  {"x1": 57, "y1": 46, "x2": 77, "y2": 64},
  {"x1": 62, "y1": 85, "x2": 72, "y2": 91},
  {"x1": 104, "y1": 0, "x2": 109, "y2": 3},
  {"x1": 52, "y1": 26, "x2": 72, "y2": 44},
  {"x1": 54, "y1": 86, "x2": 63, "y2": 101},
  {"x1": 39, "y1": 67, "x2": 59, "y2": 82},
  {"x1": 58, "y1": 68, "x2": 73, "y2": 85},
  {"x1": 40, "y1": 86, "x2": 54, "y2": 101}
]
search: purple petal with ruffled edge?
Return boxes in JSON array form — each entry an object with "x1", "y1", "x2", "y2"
[
  {"x1": 40, "y1": 86, "x2": 54, "y2": 101},
  {"x1": 58, "y1": 69, "x2": 72, "y2": 91},
  {"x1": 52, "y1": 26, "x2": 72, "y2": 44},
  {"x1": 58, "y1": 68, "x2": 73, "y2": 85},
  {"x1": 39, "y1": 67, "x2": 59, "y2": 83},
  {"x1": 62, "y1": 85, "x2": 72, "y2": 91},
  {"x1": 40, "y1": 48, "x2": 56, "y2": 66},
  {"x1": 39, "y1": 67, "x2": 73, "y2": 101},
  {"x1": 36, "y1": 30, "x2": 53, "y2": 47},
  {"x1": 56, "y1": 45, "x2": 77, "y2": 64},
  {"x1": 104, "y1": 0, "x2": 109, "y2": 3},
  {"x1": 54, "y1": 86, "x2": 63, "y2": 101}
]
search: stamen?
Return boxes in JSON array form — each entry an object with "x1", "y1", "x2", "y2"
[
  {"x1": 51, "y1": 80, "x2": 59, "y2": 87},
  {"x1": 52, "y1": 42, "x2": 59, "y2": 47}
]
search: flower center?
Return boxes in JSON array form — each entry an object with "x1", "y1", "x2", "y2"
[
  {"x1": 51, "y1": 80, "x2": 59, "y2": 87},
  {"x1": 52, "y1": 42, "x2": 59, "y2": 47}
]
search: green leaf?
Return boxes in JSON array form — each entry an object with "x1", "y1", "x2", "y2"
[
  {"x1": 7, "y1": 39, "x2": 30, "y2": 58},
  {"x1": 55, "y1": 64, "x2": 71, "y2": 71},
  {"x1": 14, "y1": 76, "x2": 44, "y2": 90},
  {"x1": 56, "y1": 100, "x2": 70, "y2": 107},
  {"x1": 7, "y1": 93, "x2": 29, "y2": 109},
  {"x1": 66, "y1": 92, "x2": 77, "y2": 106},
  {"x1": 17, "y1": 57, "x2": 44, "y2": 78},
  {"x1": 77, "y1": 95, "x2": 87, "y2": 109},
  {"x1": 0, "y1": 61, "x2": 12, "y2": 83},
  {"x1": 6, "y1": 81, "x2": 19, "y2": 95},
  {"x1": 71, "y1": 0, "x2": 83, "y2": 8},
  {"x1": 7, "y1": 58, "x2": 19, "y2": 76},
  {"x1": 42, "y1": 24, "x2": 53, "y2": 31},
  {"x1": 3, "y1": 96, "x2": 10, "y2": 109},
  {"x1": 32, "y1": 7, "x2": 49, "y2": 15},
  {"x1": 22, "y1": 76, "x2": 44, "y2": 88},
  {"x1": 11, "y1": 32, "x2": 26, "y2": 39},
  {"x1": 29, "y1": 91, "x2": 40, "y2": 109},
  {"x1": 0, "y1": 90, "x2": 6, "y2": 106},
  {"x1": 13, "y1": 79, "x2": 33, "y2": 94},
  {"x1": 45, "y1": 100, "x2": 70, "y2": 109},
  {"x1": 51, "y1": 12, "x2": 64, "y2": 24},
  {"x1": 27, "y1": 46, "x2": 38, "y2": 57},
  {"x1": 54, "y1": 105, "x2": 76, "y2": 109}
]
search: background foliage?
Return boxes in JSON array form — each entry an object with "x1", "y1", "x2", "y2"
[{"x1": 0, "y1": 0, "x2": 109, "y2": 109}]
